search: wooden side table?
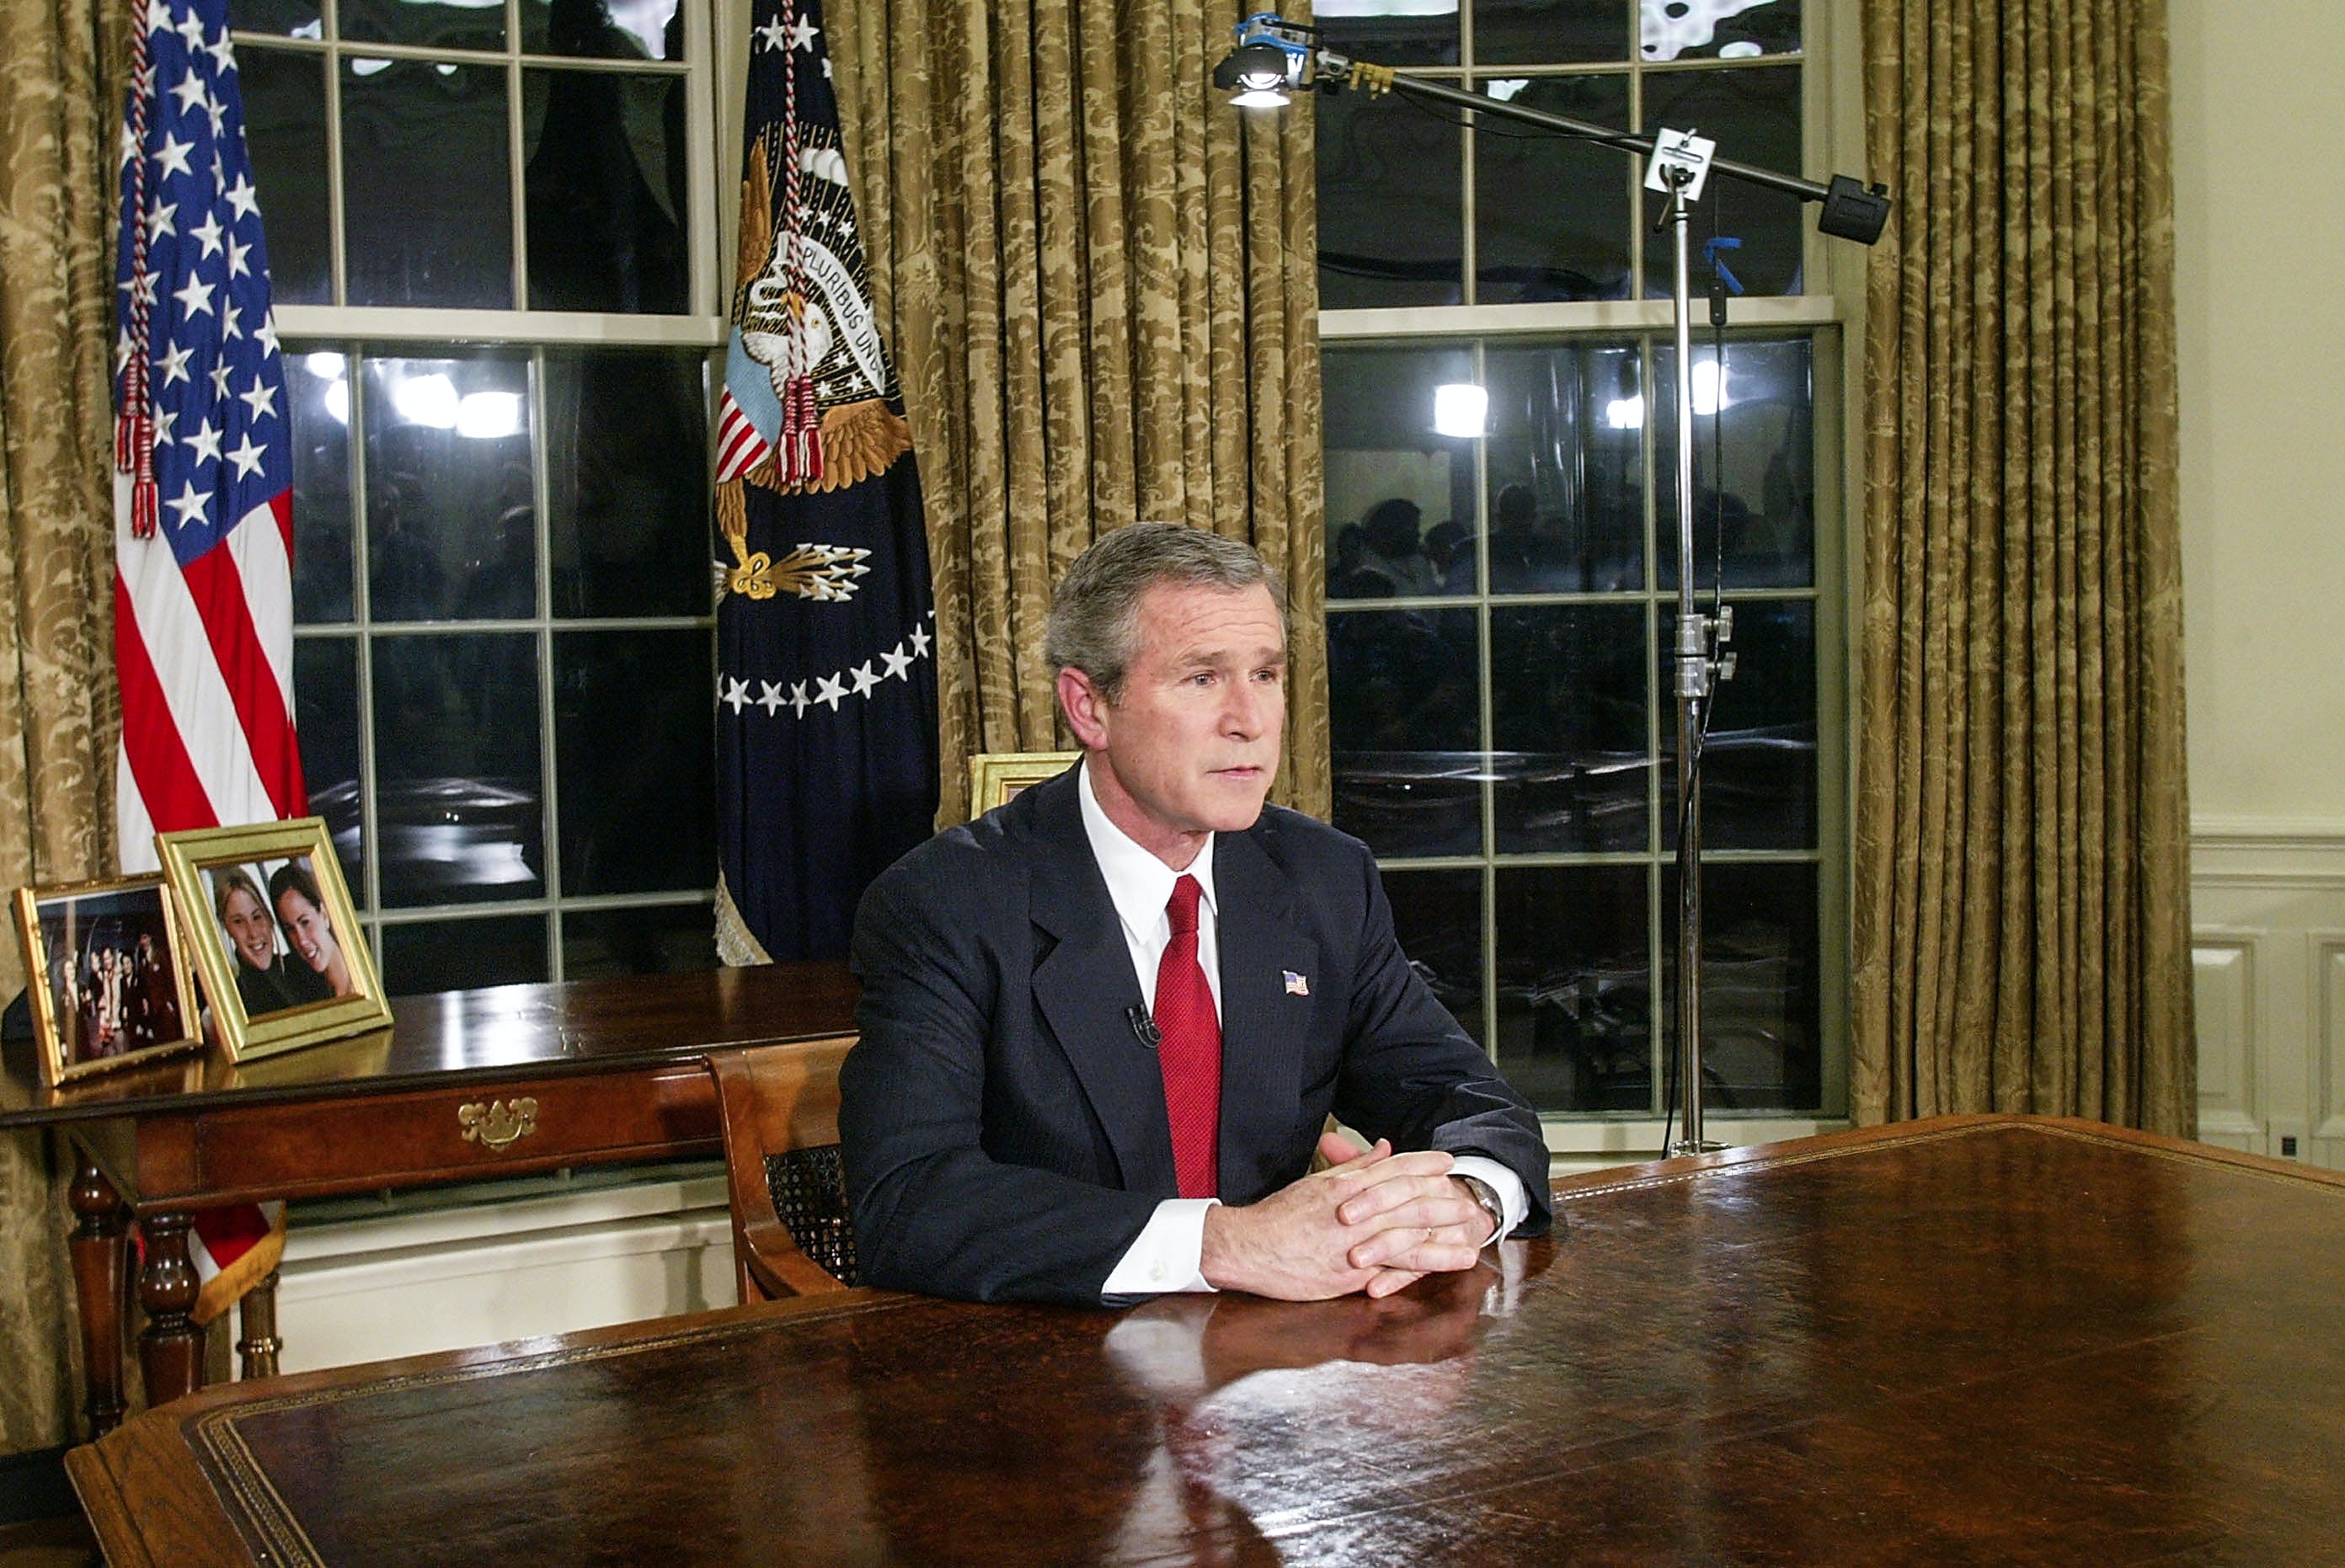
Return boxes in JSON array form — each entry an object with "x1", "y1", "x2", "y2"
[{"x1": 2, "y1": 962, "x2": 857, "y2": 1434}]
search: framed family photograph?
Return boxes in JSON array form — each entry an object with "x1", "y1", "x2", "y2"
[
  {"x1": 13, "y1": 876, "x2": 205, "y2": 1087},
  {"x1": 157, "y1": 818, "x2": 389, "y2": 1062}
]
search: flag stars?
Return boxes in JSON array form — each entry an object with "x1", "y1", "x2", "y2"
[
  {"x1": 173, "y1": 273, "x2": 216, "y2": 319},
  {"x1": 189, "y1": 208, "x2": 225, "y2": 259},
  {"x1": 174, "y1": 9, "x2": 205, "y2": 50},
  {"x1": 223, "y1": 173, "x2": 259, "y2": 221},
  {"x1": 221, "y1": 301, "x2": 243, "y2": 342},
  {"x1": 849, "y1": 661, "x2": 880, "y2": 698},
  {"x1": 722, "y1": 676, "x2": 751, "y2": 713},
  {"x1": 227, "y1": 237, "x2": 251, "y2": 279},
  {"x1": 789, "y1": 681, "x2": 810, "y2": 717},
  {"x1": 167, "y1": 72, "x2": 208, "y2": 117},
  {"x1": 210, "y1": 360, "x2": 233, "y2": 400},
  {"x1": 880, "y1": 643, "x2": 913, "y2": 682},
  {"x1": 238, "y1": 375, "x2": 278, "y2": 423},
  {"x1": 163, "y1": 480, "x2": 211, "y2": 531},
  {"x1": 755, "y1": 15, "x2": 789, "y2": 51},
  {"x1": 185, "y1": 418, "x2": 223, "y2": 467},
  {"x1": 146, "y1": 200, "x2": 178, "y2": 241},
  {"x1": 153, "y1": 132, "x2": 196, "y2": 180},
  {"x1": 788, "y1": 15, "x2": 819, "y2": 50},
  {"x1": 756, "y1": 681, "x2": 786, "y2": 716},
  {"x1": 813, "y1": 674, "x2": 848, "y2": 712},
  {"x1": 225, "y1": 434, "x2": 268, "y2": 481},
  {"x1": 206, "y1": 95, "x2": 228, "y2": 137},
  {"x1": 156, "y1": 342, "x2": 194, "y2": 387},
  {"x1": 151, "y1": 408, "x2": 179, "y2": 447},
  {"x1": 908, "y1": 624, "x2": 932, "y2": 659},
  {"x1": 256, "y1": 315, "x2": 280, "y2": 356}
]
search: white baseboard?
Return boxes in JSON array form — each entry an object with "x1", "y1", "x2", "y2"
[{"x1": 274, "y1": 1176, "x2": 737, "y2": 1377}]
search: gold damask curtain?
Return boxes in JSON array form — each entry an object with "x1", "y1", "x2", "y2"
[
  {"x1": 828, "y1": 0, "x2": 1327, "y2": 825},
  {"x1": 1853, "y1": 0, "x2": 2193, "y2": 1134},
  {"x1": 0, "y1": 0, "x2": 131, "y2": 1453}
]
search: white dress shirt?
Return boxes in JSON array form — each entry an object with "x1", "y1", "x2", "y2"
[{"x1": 1080, "y1": 760, "x2": 1527, "y2": 1298}]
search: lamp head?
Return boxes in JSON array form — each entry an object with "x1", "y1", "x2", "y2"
[{"x1": 1215, "y1": 41, "x2": 1294, "y2": 107}]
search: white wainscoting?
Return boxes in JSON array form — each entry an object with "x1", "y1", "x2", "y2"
[
  {"x1": 2191, "y1": 818, "x2": 2345, "y2": 1166},
  {"x1": 272, "y1": 1171, "x2": 736, "y2": 1376}
]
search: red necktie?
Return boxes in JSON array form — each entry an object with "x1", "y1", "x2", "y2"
[{"x1": 1154, "y1": 875, "x2": 1221, "y2": 1199}]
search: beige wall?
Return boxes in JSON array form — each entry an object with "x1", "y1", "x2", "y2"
[{"x1": 2171, "y1": 0, "x2": 2345, "y2": 830}]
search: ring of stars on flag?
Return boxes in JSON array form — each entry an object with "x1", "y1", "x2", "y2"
[{"x1": 721, "y1": 612, "x2": 934, "y2": 720}]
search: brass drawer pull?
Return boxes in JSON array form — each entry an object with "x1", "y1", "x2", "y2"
[{"x1": 457, "y1": 1097, "x2": 539, "y2": 1151}]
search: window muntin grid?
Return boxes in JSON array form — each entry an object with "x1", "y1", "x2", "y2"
[{"x1": 232, "y1": 0, "x2": 723, "y2": 994}]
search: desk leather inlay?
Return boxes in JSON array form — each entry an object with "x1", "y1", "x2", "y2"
[{"x1": 91, "y1": 1117, "x2": 2345, "y2": 1567}]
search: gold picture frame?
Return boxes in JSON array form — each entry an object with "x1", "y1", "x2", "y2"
[
  {"x1": 967, "y1": 750, "x2": 1081, "y2": 814},
  {"x1": 157, "y1": 818, "x2": 390, "y2": 1063},
  {"x1": 13, "y1": 875, "x2": 206, "y2": 1087}
]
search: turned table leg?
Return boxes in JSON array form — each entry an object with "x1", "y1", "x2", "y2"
[
  {"x1": 238, "y1": 1270, "x2": 282, "y2": 1379},
  {"x1": 67, "y1": 1156, "x2": 129, "y2": 1437},
  {"x1": 137, "y1": 1211, "x2": 204, "y2": 1409}
]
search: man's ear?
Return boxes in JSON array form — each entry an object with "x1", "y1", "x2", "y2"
[{"x1": 1056, "y1": 667, "x2": 1112, "y2": 752}]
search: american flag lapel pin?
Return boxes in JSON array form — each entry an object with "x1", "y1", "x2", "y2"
[{"x1": 1283, "y1": 970, "x2": 1310, "y2": 997}]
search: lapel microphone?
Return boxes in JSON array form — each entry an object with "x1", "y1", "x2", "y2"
[{"x1": 1125, "y1": 1005, "x2": 1161, "y2": 1050}]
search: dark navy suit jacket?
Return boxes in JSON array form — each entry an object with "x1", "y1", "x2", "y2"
[{"x1": 840, "y1": 765, "x2": 1552, "y2": 1305}]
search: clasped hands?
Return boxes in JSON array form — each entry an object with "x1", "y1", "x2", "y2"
[{"x1": 1199, "y1": 1132, "x2": 1495, "y2": 1302}]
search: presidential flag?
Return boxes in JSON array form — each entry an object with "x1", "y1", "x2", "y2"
[
  {"x1": 715, "y1": 0, "x2": 937, "y2": 964},
  {"x1": 112, "y1": 0, "x2": 298, "y2": 1320}
]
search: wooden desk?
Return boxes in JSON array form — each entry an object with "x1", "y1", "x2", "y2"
[
  {"x1": 0, "y1": 962, "x2": 857, "y2": 1436},
  {"x1": 65, "y1": 1116, "x2": 2345, "y2": 1565}
]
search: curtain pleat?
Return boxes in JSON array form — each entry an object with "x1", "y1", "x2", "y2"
[
  {"x1": 831, "y1": 0, "x2": 1327, "y2": 825},
  {"x1": 0, "y1": 0, "x2": 131, "y2": 1453},
  {"x1": 1855, "y1": 0, "x2": 2192, "y2": 1135}
]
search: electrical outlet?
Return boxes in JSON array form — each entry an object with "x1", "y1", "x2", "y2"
[{"x1": 2281, "y1": 1135, "x2": 2299, "y2": 1158}]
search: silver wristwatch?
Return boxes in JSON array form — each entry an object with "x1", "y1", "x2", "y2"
[{"x1": 1456, "y1": 1173, "x2": 1505, "y2": 1242}]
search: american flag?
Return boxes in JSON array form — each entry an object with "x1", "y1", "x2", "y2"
[
  {"x1": 114, "y1": 0, "x2": 303, "y2": 873},
  {"x1": 112, "y1": 0, "x2": 298, "y2": 1321}
]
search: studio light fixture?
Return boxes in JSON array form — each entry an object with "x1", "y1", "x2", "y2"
[{"x1": 1433, "y1": 382, "x2": 1488, "y2": 438}]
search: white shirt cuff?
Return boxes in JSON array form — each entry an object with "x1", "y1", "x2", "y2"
[
  {"x1": 1101, "y1": 1197, "x2": 1220, "y2": 1298},
  {"x1": 1449, "y1": 1155, "x2": 1529, "y2": 1243}
]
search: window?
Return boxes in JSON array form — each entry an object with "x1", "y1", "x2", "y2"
[
  {"x1": 1314, "y1": 0, "x2": 1848, "y2": 1139},
  {"x1": 232, "y1": 0, "x2": 726, "y2": 993}
]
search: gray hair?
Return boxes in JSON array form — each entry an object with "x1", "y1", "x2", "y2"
[{"x1": 1043, "y1": 523, "x2": 1286, "y2": 701}]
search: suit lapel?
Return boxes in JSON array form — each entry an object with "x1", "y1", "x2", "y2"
[
  {"x1": 1212, "y1": 827, "x2": 1321, "y2": 1196},
  {"x1": 1025, "y1": 774, "x2": 1180, "y2": 1197}
]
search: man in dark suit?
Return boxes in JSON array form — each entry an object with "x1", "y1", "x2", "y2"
[{"x1": 841, "y1": 524, "x2": 1551, "y2": 1306}]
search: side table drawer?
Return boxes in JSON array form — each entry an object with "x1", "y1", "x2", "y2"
[{"x1": 157, "y1": 1065, "x2": 722, "y2": 1203}]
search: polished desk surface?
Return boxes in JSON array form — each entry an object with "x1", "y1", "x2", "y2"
[
  {"x1": 0, "y1": 962, "x2": 860, "y2": 1128},
  {"x1": 68, "y1": 1116, "x2": 2345, "y2": 1565}
]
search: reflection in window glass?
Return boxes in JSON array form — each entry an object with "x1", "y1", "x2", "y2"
[
  {"x1": 369, "y1": 633, "x2": 543, "y2": 907},
  {"x1": 238, "y1": 47, "x2": 332, "y2": 306},
  {"x1": 226, "y1": 0, "x2": 324, "y2": 38},
  {"x1": 1660, "y1": 600, "x2": 1816, "y2": 851},
  {"x1": 1496, "y1": 865, "x2": 1651, "y2": 1113},
  {"x1": 1640, "y1": 66, "x2": 1804, "y2": 299},
  {"x1": 1491, "y1": 604, "x2": 1649, "y2": 853},
  {"x1": 1484, "y1": 340, "x2": 1644, "y2": 593},
  {"x1": 553, "y1": 630, "x2": 714, "y2": 895},
  {"x1": 1317, "y1": 86, "x2": 1463, "y2": 310},
  {"x1": 1653, "y1": 337, "x2": 1815, "y2": 590},
  {"x1": 339, "y1": 0, "x2": 503, "y2": 52},
  {"x1": 363, "y1": 355, "x2": 536, "y2": 622},
  {"x1": 1382, "y1": 868, "x2": 1482, "y2": 1042},
  {"x1": 1322, "y1": 344, "x2": 1476, "y2": 600},
  {"x1": 1330, "y1": 610, "x2": 1480, "y2": 858},
  {"x1": 1476, "y1": 0, "x2": 1633, "y2": 66},
  {"x1": 1640, "y1": 0, "x2": 1801, "y2": 61},
  {"x1": 1476, "y1": 74, "x2": 1633, "y2": 304},
  {"x1": 544, "y1": 349, "x2": 709, "y2": 618},
  {"x1": 522, "y1": 0, "x2": 683, "y2": 61},
  {"x1": 1314, "y1": 5, "x2": 1457, "y2": 67},
  {"x1": 382, "y1": 915, "x2": 551, "y2": 995},
  {"x1": 523, "y1": 70, "x2": 690, "y2": 314},
  {"x1": 292, "y1": 636, "x2": 363, "y2": 895},
  {"x1": 341, "y1": 60, "x2": 513, "y2": 309},
  {"x1": 1663, "y1": 862, "x2": 1819, "y2": 1110},
  {"x1": 562, "y1": 904, "x2": 717, "y2": 980},
  {"x1": 286, "y1": 350, "x2": 354, "y2": 623}
]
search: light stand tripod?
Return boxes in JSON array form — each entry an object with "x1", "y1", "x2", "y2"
[{"x1": 1217, "y1": 15, "x2": 1890, "y2": 1157}]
